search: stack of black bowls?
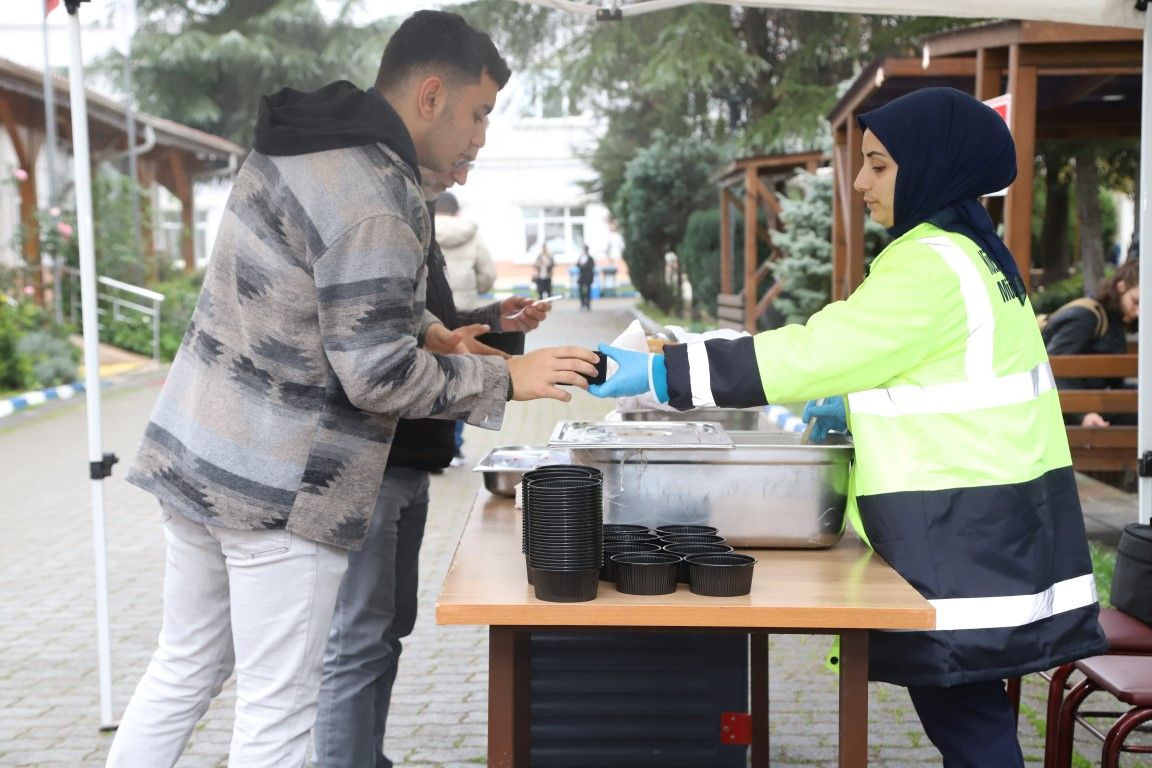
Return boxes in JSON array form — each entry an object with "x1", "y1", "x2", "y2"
[{"x1": 522, "y1": 465, "x2": 604, "y2": 602}]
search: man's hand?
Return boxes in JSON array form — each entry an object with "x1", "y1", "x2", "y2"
[
  {"x1": 506, "y1": 346, "x2": 599, "y2": 402},
  {"x1": 500, "y1": 296, "x2": 552, "y2": 332},
  {"x1": 424, "y1": 322, "x2": 490, "y2": 356},
  {"x1": 463, "y1": 334, "x2": 511, "y2": 359},
  {"x1": 1082, "y1": 412, "x2": 1110, "y2": 427}
]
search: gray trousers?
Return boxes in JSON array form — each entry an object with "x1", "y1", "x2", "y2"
[{"x1": 313, "y1": 466, "x2": 430, "y2": 768}]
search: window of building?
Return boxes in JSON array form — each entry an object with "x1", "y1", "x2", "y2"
[{"x1": 523, "y1": 205, "x2": 586, "y2": 262}]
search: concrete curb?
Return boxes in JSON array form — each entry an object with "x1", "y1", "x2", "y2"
[{"x1": 0, "y1": 380, "x2": 86, "y2": 419}]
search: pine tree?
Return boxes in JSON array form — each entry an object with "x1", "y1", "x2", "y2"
[{"x1": 771, "y1": 170, "x2": 887, "y2": 324}]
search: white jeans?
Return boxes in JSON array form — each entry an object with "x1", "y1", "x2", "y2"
[{"x1": 105, "y1": 509, "x2": 348, "y2": 768}]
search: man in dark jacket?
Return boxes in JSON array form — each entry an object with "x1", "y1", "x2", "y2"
[
  {"x1": 313, "y1": 158, "x2": 551, "y2": 768},
  {"x1": 107, "y1": 12, "x2": 596, "y2": 768}
]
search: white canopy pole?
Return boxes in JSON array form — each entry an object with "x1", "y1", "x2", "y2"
[
  {"x1": 65, "y1": 0, "x2": 117, "y2": 729},
  {"x1": 1139, "y1": 5, "x2": 1151, "y2": 526}
]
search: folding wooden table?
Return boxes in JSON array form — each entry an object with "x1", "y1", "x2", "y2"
[{"x1": 436, "y1": 491, "x2": 935, "y2": 767}]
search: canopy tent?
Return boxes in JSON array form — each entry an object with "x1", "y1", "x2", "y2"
[
  {"x1": 56, "y1": 0, "x2": 1148, "y2": 728},
  {"x1": 515, "y1": 0, "x2": 1142, "y2": 27},
  {"x1": 510, "y1": 0, "x2": 1151, "y2": 529}
]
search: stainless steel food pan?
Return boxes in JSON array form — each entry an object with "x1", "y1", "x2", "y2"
[
  {"x1": 472, "y1": 445, "x2": 572, "y2": 497},
  {"x1": 569, "y1": 431, "x2": 852, "y2": 548},
  {"x1": 620, "y1": 407, "x2": 765, "y2": 431}
]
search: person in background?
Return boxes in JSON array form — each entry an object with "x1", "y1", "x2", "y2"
[
  {"x1": 588, "y1": 87, "x2": 1105, "y2": 767},
  {"x1": 437, "y1": 191, "x2": 497, "y2": 311},
  {"x1": 313, "y1": 157, "x2": 551, "y2": 768},
  {"x1": 533, "y1": 242, "x2": 555, "y2": 299},
  {"x1": 436, "y1": 189, "x2": 499, "y2": 464},
  {"x1": 1043, "y1": 260, "x2": 1139, "y2": 426},
  {"x1": 576, "y1": 244, "x2": 596, "y2": 311},
  {"x1": 106, "y1": 12, "x2": 597, "y2": 768}
]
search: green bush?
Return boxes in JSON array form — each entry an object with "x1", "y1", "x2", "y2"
[
  {"x1": 16, "y1": 330, "x2": 78, "y2": 387},
  {"x1": 1030, "y1": 271, "x2": 1100, "y2": 316},
  {"x1": 0, "y1": 297, "x2": 78, "y2": 393},
  {"x1": 616, "y1": 131, "x2": 721, "y2": 313}
]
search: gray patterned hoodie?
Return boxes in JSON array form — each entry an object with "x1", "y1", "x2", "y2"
[{"x1": 127, "y1": 82, "x2": 509, "y2": 550}]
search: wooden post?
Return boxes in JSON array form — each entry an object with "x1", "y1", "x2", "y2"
[
  {"x1": 488, "y1": 627, "x2": 530, "y2": 768},
  {"x1": 744, "y1": 166, "x2": 758, "y2": 330},
  {"x1": 0, "y1": 102, "x2": 45, "y2": 305},
  {"x1": 1005, "y1": 43, "x2": 1037, "y2": 289},
  {"x1": 846, "y1": 117, "x2": 866, "y2": 295},
  {"x1": 720, "y1": 187, "x2": 733, "y2": 295}
]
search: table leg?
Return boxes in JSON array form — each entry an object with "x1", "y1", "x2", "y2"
[
  {"x1": 489, "y1": 626, "x2": 531, "y2": 768},
  {"x1": 838, "y1": 630, "x2": 869, "y2": 768},
  {"x1": 751, "y1": 632, "x2": 770, "y2": 768}
]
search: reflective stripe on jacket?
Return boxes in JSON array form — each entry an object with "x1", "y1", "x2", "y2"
[{"x1": 664, "y1": 222, "x2": 1105, "y2": 686}]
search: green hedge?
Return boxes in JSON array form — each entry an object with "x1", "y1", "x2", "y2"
[{"x1": 0, "y1": 298, "x2": 78, "y2": 394}]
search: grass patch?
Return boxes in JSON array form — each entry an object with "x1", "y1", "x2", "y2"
[{"x1": 1090, "y1": 540, "x2": 1117, "y2": 607}]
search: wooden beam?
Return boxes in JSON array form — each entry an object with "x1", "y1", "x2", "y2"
[
  {"x1": 831, "y1": 134, "x2": 849, "y2": 302},
  {"x1": 164, "y1": 149, "x2": 195, "y2": 272},
  {"x1": 1049, "y1": 354, "x2": 1138, "y2": 378},
  {"x1": 1004, "y1": 44, "x2": 1037, "y2": 291},
  {"x1": 923, "y1": 20, "x2": 1138, "y2": 59},
  {"x1": 719, "y1": 188, "x2": 733, "y2": 295},
  {"x1": 846, "y1": 118, "x2": 866, "y2": 296},
  {"x1": 1018, "y1": 42, "x2": 1141, "y2": 69},
  {"x1": 975, "y1": 48, "x2": 1007, "y2": 100},
  {"x1": 744, "y1": 165, "x2": 758, "y2": 330},
  {"x1": 754, "y1": 281, "x2": 783, "y2": 318}
]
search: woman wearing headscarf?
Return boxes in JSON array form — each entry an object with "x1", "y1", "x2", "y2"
[{"x1": 589, "y1": 87, "x2": 1106, "y2": 765}]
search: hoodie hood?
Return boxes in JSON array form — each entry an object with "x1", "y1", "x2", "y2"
[
  {"x1": 253, "y1": 80, "x2": 419, "y2": 178},
  {"x1": 434, "y1": 215, "x2": 478, "y2": 248}
]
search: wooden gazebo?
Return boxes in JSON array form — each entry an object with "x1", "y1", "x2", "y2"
[
  {"x1": 0, "y1": 56, "x2": 243, "y2": 295},
  {"x1": 826, "y1": 20, "x2": 1141, "y2": 300},
  {"x1": 714, "y1": 151, "x2": 824, "y2": 330}
]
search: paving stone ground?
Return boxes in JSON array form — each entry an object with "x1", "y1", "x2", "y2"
[{"x1": 0, "y1": 295, "x2": 1147, "y2": 766}]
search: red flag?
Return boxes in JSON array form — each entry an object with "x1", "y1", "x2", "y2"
[{"x1": 46, "y1": 0, "x2": 60, "y2": 16}]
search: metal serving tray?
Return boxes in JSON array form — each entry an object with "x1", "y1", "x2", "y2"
[
  {"x1": 548, "y1": 420, "x2": 734, "y2": 450},
  {"x1": 568, "y1": 431, "x2": 853, "y2": 549},
  {"x1": 472, "y1": 445, "x2": 572, "y2": 497},
  {"x1": 620, "y1": 407, "x2": 765, "y2": 431}
]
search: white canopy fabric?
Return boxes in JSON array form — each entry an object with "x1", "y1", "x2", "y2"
[
  {"x1": 515, "y1": 0, "x2": 1151, "y2": 528},
  {"x1": 515, "y1": 0, "x2": 1143, "y2": 28}
]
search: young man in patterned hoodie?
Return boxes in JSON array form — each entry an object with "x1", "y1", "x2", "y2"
[{"x1": 106, "y1": 11, "x2": 597, "y2": 767}]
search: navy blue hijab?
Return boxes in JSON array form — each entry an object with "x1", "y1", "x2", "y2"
[{"x1": 858, "y1": 87, "x2": 1026, "y2": 302}]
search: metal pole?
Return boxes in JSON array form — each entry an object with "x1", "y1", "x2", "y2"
[
  {"x1": 41, "y1": 8, "x2": 63, "y2": 324},
  {"x1": 122, "y1": 57, "x2": 142, "y2": 262},
  {"x1": 66, "y1": 0, "x2": 118, "y2": 729},
  {"x1": 1139, "y1": 7, "x2": 1151, "y2": 525}
]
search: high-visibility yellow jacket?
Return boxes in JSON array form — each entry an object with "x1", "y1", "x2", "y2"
[{"x1": 664, "y1": 222, "x2": 1106, "y2": 686}]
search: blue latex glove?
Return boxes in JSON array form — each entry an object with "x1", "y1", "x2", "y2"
[
  {"x1": 801, "y1": 396, "x2": 847, "y2": 443},
  {"x1": 588, "y1": 343, "x2": 668, "y2": 402}
]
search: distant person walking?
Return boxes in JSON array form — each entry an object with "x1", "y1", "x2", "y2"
[
  {"x1": 533, "y1": 243, "x2": 555, "y2": 299},
  {"x1": 437, "y1": 192, "x2": 496, "y2": 310},
  {"x1": 576, "y1": 245, "x2": 596, "y2": 310}
]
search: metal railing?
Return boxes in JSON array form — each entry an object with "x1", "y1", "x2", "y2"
[{"x1": 6, "y1": 264, "x2": 165, "y2": 362}]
